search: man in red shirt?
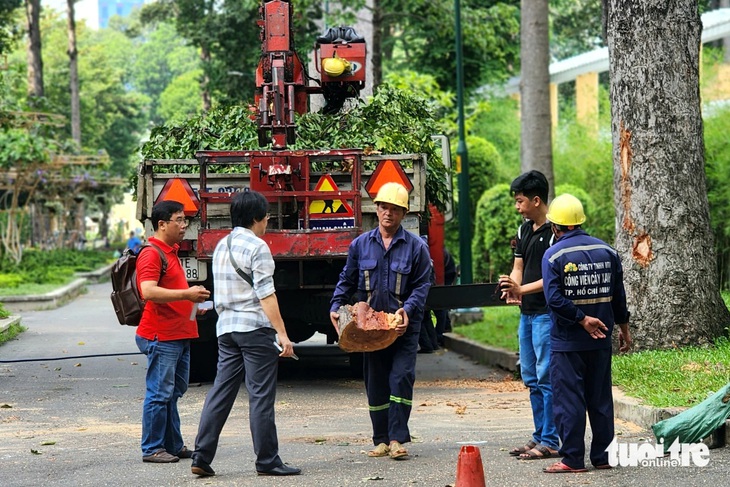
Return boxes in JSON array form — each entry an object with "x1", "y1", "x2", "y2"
[{"x1": 135, "y1": 200, "x2": 210, "y2": 463}]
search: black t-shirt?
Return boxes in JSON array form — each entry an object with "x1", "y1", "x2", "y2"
[{"x1": 514, "y1": 220, "x2": 553, "y2": 314}]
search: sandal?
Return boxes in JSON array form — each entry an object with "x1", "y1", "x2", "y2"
[
  {"x1": 389, "y1": 441, "x2": 408, "y2": 460},
  {"x1": 518, "y1": 444, "x2": 559, "y2": 460},
  {"x1": 543, "y1": 461, "x2": 588, "y2": 473},
  {"x1": 508, "y1": 439, "x2": 536, "y2": 456},
  {"x1": 594, "y1": 464, "x2": 613, "y2": 470},
  {"x1": 367, "y1": 443, "x2": 390, "y2": 457}
]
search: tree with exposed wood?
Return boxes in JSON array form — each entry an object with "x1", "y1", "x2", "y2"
[
  {"x1": 606, "y1": 0, "x2": 730, "y2": 349},
  {"x1": 519, "y1": 0, "x2": 555, "y2": 200}
]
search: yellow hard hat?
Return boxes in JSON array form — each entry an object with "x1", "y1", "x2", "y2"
[
  {"x1": 373, "y1": 182, "x2": 409, "y2": 211},
  {"x1": 547, "y1": 193, "x2": 586, "y2": 226},
  {"x1": 322, "y1": 56, "x2": 350, "y2": 77}
]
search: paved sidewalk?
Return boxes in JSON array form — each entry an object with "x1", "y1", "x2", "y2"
[{"x1": 444, "y1": 332, "x2": 730, "y2": 447}]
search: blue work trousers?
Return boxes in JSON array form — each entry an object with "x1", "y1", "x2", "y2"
[
  {"x1": 363, "y1": 325, "x2": 419, "y2": 445},
  {"x1": 550, "y1": 348, "x2": 614, "y2": 469}
]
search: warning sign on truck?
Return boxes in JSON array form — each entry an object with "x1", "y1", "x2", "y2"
[{"x1": 309, "y1": 174, "x2": 354, "y2": 218}]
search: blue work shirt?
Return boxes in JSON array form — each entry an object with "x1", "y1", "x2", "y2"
[
  {"x1": 330, "y1": 226, "x2": 432, "y2": 327},
  {"x1": 542, "y1": 229, "x2": 630, "y2": 352}
]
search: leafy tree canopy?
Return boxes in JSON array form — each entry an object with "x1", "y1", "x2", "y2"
[{"x1": 140, "y1": 83, "x2": 449, "y2": 210}]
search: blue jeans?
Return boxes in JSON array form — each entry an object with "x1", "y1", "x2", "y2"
[
  {"x1": 135, "y1": 335, "x2": 190, "y2": 457},
  {"x1": 518, "y1": 313, "x2": 559, "y2": 449}
]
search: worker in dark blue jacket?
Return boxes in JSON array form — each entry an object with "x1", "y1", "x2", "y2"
[
  {"x1": 541, "y1": 193, "x2": 632, "y2": 474},
  {"x1": 330, "y1": 182, "x2": 431, "y2": 461}
]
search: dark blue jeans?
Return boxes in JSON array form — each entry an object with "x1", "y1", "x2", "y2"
[{"x1": 135, "y1": 335, "x2": 190, "y2": 457}]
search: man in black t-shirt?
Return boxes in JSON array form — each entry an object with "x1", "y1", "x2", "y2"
[{"x1": 498, "y1": 171, "x2": 559, "y2": 461}]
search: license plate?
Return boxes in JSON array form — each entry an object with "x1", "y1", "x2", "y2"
[{"x1": 179, "y1": 257, "x2": 207, "y2": 282}]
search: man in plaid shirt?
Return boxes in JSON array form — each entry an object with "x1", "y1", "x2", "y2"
[{"x1": 191, "y1": 190, "x2": 300, "y2": 478}]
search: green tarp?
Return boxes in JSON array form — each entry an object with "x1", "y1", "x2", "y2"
[{"x1": 652, "y1": 383, "x2": 730, "y2": 446}]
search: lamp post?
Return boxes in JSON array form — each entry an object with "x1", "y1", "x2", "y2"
[{"x1": 455, "y1": 0, "x2": 472, "y2": 284}]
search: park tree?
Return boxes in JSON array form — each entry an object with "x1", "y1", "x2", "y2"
[
  {"x1": 140, "y1": 0, "x2": 323, "y2": 110},
  {"x1": 607, "y1": 0, "x2": 730, "y2": 349},
  {"x1": 373, "y1": 0, "x2": 519, "y2": 92},
  {"x1": 519, "y1": 0, "x2": 554, "y2": 199},
  {"x1": 0, "y1": 0, "x2": 21, "y2": 57},
  {"x1": 66, "y1": 0, "x2": 80, "y2": 144},
  {"x1": 24, "y1": 0, "x2": 42, "y2": 102}
]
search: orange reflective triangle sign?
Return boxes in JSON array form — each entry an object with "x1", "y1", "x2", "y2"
[
  {"x1": 309, "y1": 174, "x2": 354, "y2": 218},
  {"x1": 365, "y1": 159, "x2": 414, "y2": 197},
  {"x1": 155, "y1": 178, "x2": 200, "y2": 216}
]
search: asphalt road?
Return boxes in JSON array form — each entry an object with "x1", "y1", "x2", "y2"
[{"x1": 1, "y1": 281, "x2": 728, "y2": 486}]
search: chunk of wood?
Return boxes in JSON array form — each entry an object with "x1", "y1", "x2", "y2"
[{"x1": 337, "y1": 302, "x2": 402, "y2": 353}]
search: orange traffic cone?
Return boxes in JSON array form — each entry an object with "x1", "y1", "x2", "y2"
[{"x1": 454, "y1": 445, "x2": 486, "y2": 487}]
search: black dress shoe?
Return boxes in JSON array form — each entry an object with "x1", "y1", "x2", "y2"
[
  {"x1": 191, "y1": 459, "x2": 215, "y2": 477},
  {"x1": 257, "y1": 464, "x2": 301, "y2": 476}
]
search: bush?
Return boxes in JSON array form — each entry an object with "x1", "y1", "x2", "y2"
[
  {"x1": 0, "y1": 274, "x2": 23, "y2": 289},
  {"x1": 471, "y1": 183, "x2": 523, "y2": 282},
  {"x1": 0, "y1": 249, "x2": 115, "y2": 287}
]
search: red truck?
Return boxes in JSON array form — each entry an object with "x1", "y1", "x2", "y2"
[{"x1": 135, "y1": 1, "x2": 483, "y2": 381}]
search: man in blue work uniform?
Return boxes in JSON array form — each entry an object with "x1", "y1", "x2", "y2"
[
  {"x1": 540, "y1": 194, "x2": 632, "y2": 474},
  {"x1": 330, "y1": 182, "x2": 432, "y2": 460}
]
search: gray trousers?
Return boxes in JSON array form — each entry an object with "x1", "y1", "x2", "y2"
[{"x1": 193, "y1": 328, "x2": 283, "y2": 471}]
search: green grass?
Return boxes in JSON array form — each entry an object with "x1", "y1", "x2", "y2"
[
  {"x1": 452, "y1": 292, "x2": 730, "y2": 408},
  {"x1": 0, "y1": 278, "x2": 77, "y2": 297},
  {"x1": 452, "y1": 306, "x2": 520, "y2": 352},
  {"x1": 612, "y1": 337, "x2": 730, "y2": 408},
  {"x1": 0, "y1": 322, "x2": 26, "y2": 345}
]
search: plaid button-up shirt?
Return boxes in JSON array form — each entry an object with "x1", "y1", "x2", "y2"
[{"x1": 212, "y1": 227, "x2": 277, "y2": 336}]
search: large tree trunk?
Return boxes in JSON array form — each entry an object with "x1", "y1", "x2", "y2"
[
  {"x1": 25, "y1": 0, "x2": 43, "y2": 103},
  {"x1": 201, "y1": 45, "x2": 211, "y2": 112},
  {"x1": 370, "y1": 0, "x2": 382, "y2": 89},
  {"x1": 67, "y1": 0, "x2": 81, "y2": 145},
  {"x1": 519, "y1": 0, "x2": 554, "y2": 200},
  {"x1": 607, "y1": 0, "x2": 730, "y2": 350}
]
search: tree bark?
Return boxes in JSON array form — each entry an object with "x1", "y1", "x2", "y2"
[
  {"x1": 25, "y1": 0, "x2": 43, "y2": 103},
  {"x1": 370, "y1": 0, "x2": 382, "y2": 89},
  {"x1": 607, "y1": 0, "x2": 730, "y2": 350},
  {"x1": 201, "y1": 45, "x2": 211, "y2": 112},
  {"x1": 519, "y1": 0, "x2": 554, "y2": 200},
  {"x1": 67, "y1": 0, "x2": 81, "y2": 145}
]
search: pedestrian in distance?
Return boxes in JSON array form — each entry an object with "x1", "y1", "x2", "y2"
[
  {"x1": 498, "y1": 170, "x2": 560, "y2": 461},
  {"x1": 330, "y1": 182, "x2": 432, "y2": 460},
  {"x1": 127, "y1": 231, "x2": 142, "y2": 254},
  {"x1": 135, "y1": 200, "x2": 211, "y2": 463},
  {"x1": 540, "y1": 193, "x2": 632, "y2": 474},
  {"x1": 191, "y1": 190, "x2": 300, "y2": 478}
]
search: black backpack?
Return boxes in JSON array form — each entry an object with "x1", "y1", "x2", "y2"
[{"x1": 110, "y1": 244, "x2": 168, "y2": 326}]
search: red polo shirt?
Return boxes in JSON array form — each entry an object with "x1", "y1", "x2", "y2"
[{"x1": 135, "y1": 237, "x2": 198, "y2": 341}]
